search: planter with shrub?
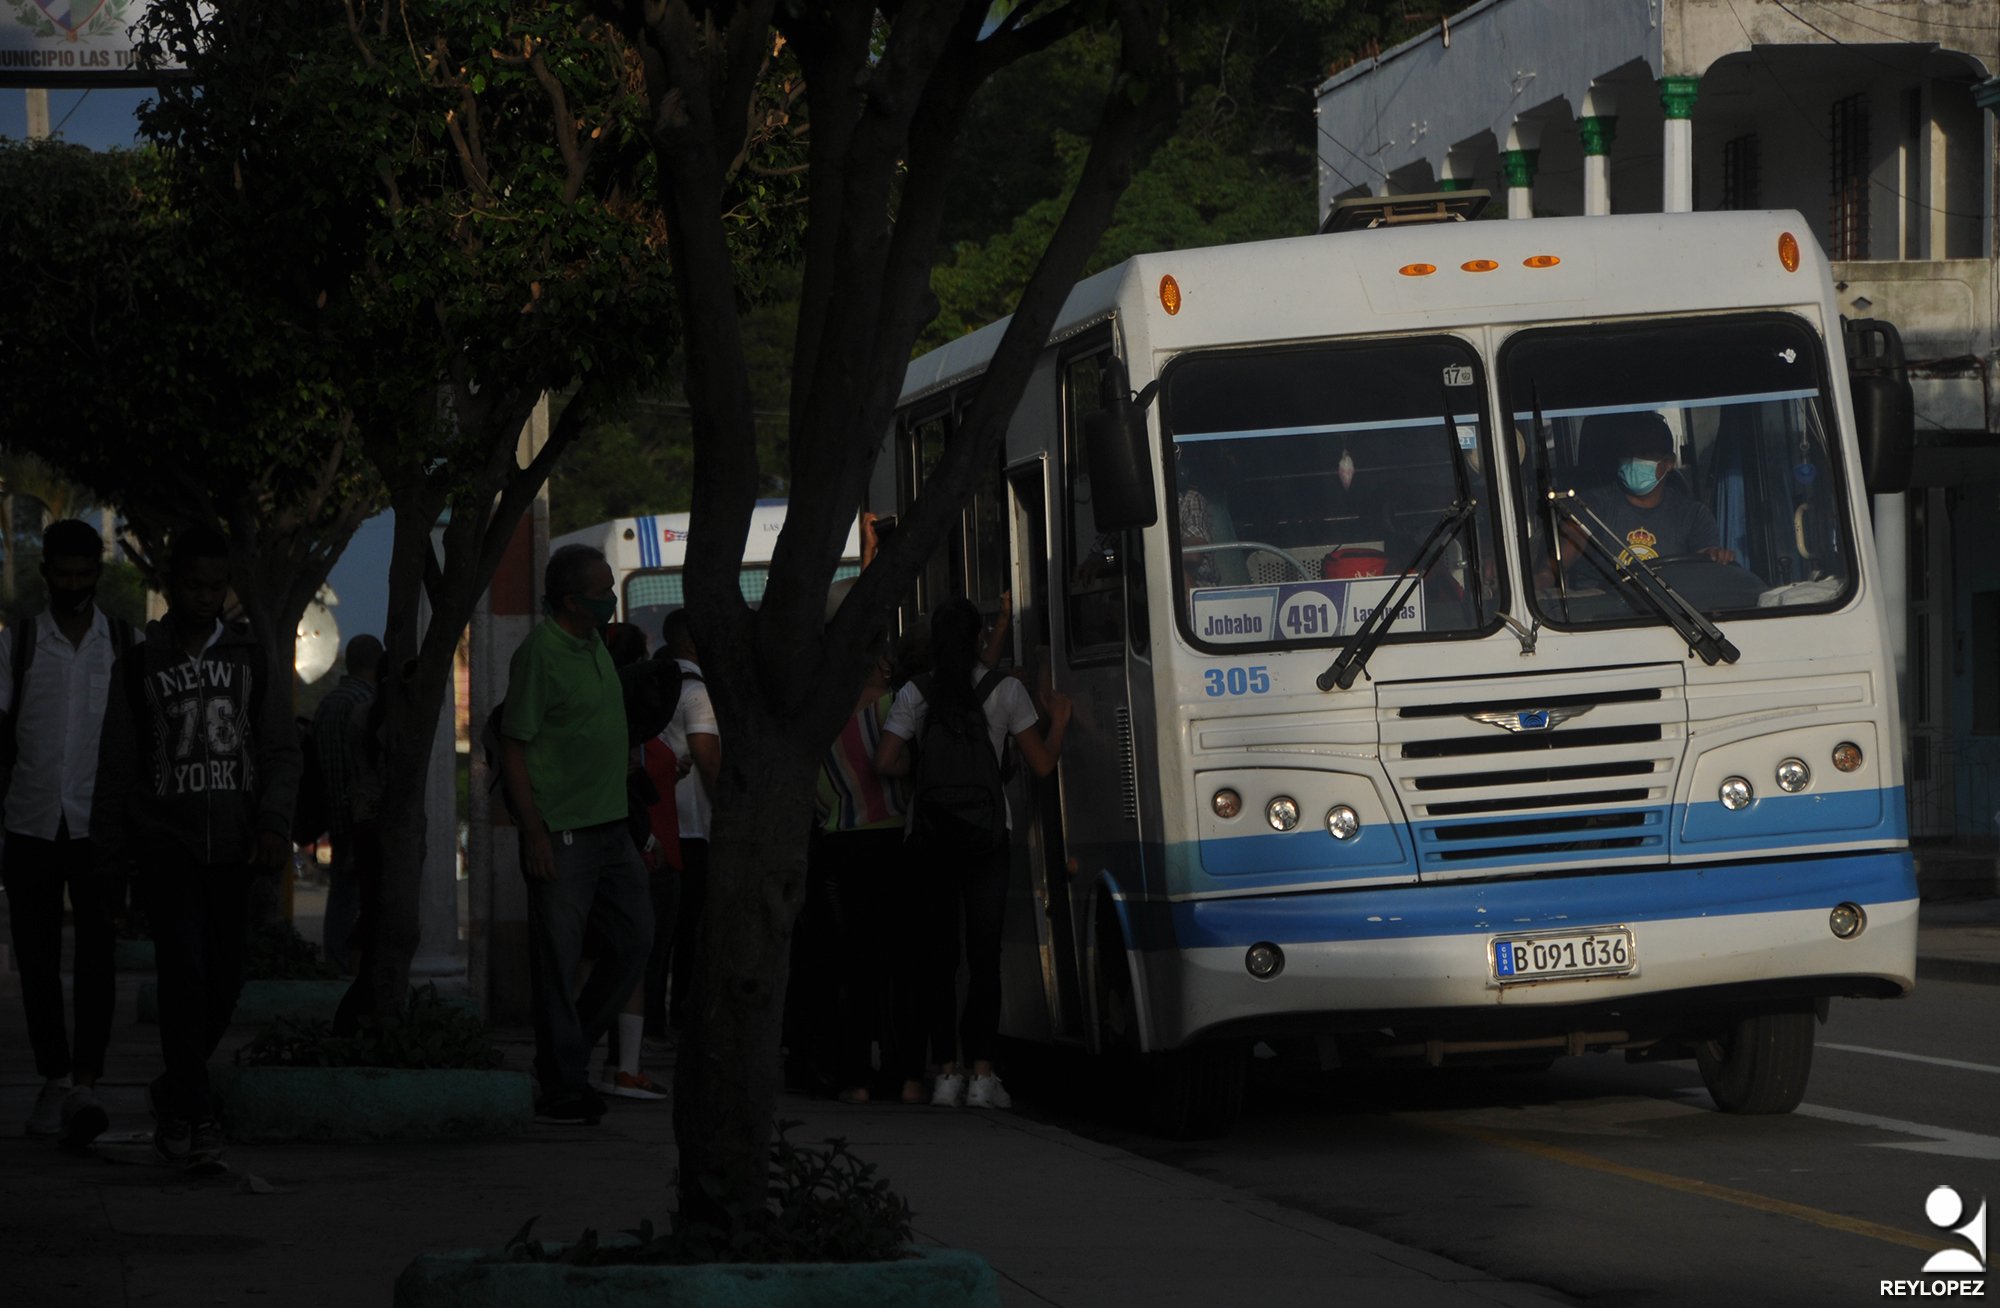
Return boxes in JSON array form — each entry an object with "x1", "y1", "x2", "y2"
[
  {"x1": 216, "y1": 986, "x2": 530, "y2": 1141},
  {"x1": 394, "y1": 1128, "x2": 997, "y2": 1307}
]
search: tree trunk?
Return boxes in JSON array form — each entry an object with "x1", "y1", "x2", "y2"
[
  {"x1": 672, "y1": 708, "x2": 821, "y2": 1230},
  {"x1": 350, "y1": 667, "x2": 452, "y2": 1023}
]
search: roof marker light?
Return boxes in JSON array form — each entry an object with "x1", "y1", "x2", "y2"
[
  {"x1": 1461, "y1": 259, "x2": 1499, "y2": 273},
  {"x1": 1159, "y1": 274, "x2": 1182, "y2": 315},
  {"x1": 1399, "y1": 263, "x2": 1437, "y2": 277},
  {"x1": 1778, "y1": 232, "x2": 1801, "y2": 273},
  {"x1": 1523, "y1": 254, "x2": 1561, "y2": 269}
]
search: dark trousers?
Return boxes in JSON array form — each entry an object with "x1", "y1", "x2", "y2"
[
  {"x1": 638, "y1": 859, "x2": 680, "y2": 1039},
  {"x1": 3, "y1": 829, "x2": 115, "y2": 1082},
  {"x1": 144, "y1": 860, "x2": 253, "y2": 1120},
  {"x1": 895, "y1": 833, "x2": 1010, "y2": 1077},
  {"x1": 330, "y1": 822, "x2": 384, "y2": 1033},
  {"x1": 524, "y1": 821, "x2": 653, "y2": 1094},
  {"x1": 321, "y1": 826, "x2": 364, "y2": 972},
  {"x1": 816, "y1": 827, "x2": 902, "y2": 1088},
  {"x1": 667, "y1": 838, "x2": 708, "y2": 1030}
]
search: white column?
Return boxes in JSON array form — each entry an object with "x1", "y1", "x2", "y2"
[
  {"x1": 1660, "y1": 76, "x2": 1699, "y2": 214},
  {"x1": 24, "y1": 88, "x2": 50, "y2": 139},
  {"x1": 465, "y1": 395, "x2": 550, "y2": 1019},
  {"x1": 1579, "y1": 87, "x2": 1617, "y2": 217},
  {"x1": 1503, "y1": 123, "x2": 1541, "y2": 220}
]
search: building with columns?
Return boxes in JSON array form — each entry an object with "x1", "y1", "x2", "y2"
[{"x1": 1317, "y1": 0, "x2": 2000, "y2": 858}]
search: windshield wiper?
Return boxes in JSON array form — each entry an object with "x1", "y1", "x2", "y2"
[{"x1": 1318, "y1": 393, "x2": 1482, "y2": 692}]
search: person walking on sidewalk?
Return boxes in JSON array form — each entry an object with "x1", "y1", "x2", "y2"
[
  {"x1": 0, "y1": 519, "x2": 138, "y2": 1147},
  {"x1": 656, "y1": 607, "x2": 718, "y2": 1033},
  {"x1": 875, "y1": 597, "x2": 1070, "y2": 1110},
  {"x1": 497, "y1": 545, "x2": 653, "y2": 1125},
  {"x1": 93, "y1": 526, "x2": 302, "y2": 1169},
  {"x1": 310, "y1": 634, "x2": 383, "y2": 973}
]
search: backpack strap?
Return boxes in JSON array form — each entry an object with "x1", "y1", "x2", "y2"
[{"x1": 973, "y1": 667, "x2": 1006, "y2": 706}]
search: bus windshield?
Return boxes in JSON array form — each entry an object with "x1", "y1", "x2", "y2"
[
  {"x1": 1505, "y1": 315, "x2": 1856, "y2": 627},
  {"x1": 1163, "y1": 337, "x2": 1504, "y2": 652}
]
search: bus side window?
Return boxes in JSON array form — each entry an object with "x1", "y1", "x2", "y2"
[
  {"x1": 900, "y1": 406, "x2": 958, "y2": 615},
  {"x1": 1065, "y1": 348, "x2": 1125, "y2": 659}
]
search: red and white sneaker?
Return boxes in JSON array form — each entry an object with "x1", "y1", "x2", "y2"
[{"x1": 596, "y1": 1070, "x2": 668, "y2": 1101}]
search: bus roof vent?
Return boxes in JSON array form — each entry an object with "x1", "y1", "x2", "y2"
[{"x1": 1320, "y1": 189, "x2": 1490, "y2": 234}]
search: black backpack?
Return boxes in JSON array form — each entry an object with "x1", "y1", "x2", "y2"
[{"x1": 908, "y1": 669, "x2": 1008, "y2": 852}]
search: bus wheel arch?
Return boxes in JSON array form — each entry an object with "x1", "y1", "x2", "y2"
[{"x1": 1694, "y1": 1001, "x2": 1816, "y2": 1115}]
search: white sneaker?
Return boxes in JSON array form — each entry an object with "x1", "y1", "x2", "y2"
[
  {"x1": 25, "y1": 1079, "x2": 68, "y2": 1138},
  {"x1": 60, "y1": 1086, "x2": 110, "y2": 1148},
  {"x1": 930, "y1": 1072, "x2": 966, "y2": 1107},
  {"x1": 966, "y1": 1073, "x2": 1012, "y2": 1110}
]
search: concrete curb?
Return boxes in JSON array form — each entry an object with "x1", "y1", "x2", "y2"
[
  {"x1": 392, "y1": 1245, "x2": 998, "y2": 1308},
  {"x1": 214, "y1": 1065, "x2": 533, "y2": 1142}
]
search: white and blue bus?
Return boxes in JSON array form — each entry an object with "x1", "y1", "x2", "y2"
[
  {"x1": 554, "y1": 501, "x2": 863, "y2": 640},
  {"x1": 876, "y1": 207, "x2": 1917, "y2": 1135}
]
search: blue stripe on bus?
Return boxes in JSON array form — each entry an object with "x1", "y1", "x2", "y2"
[
  {"x1": 1173, "y1": 787, "x2": 1905, "y2": 888},
  {"x1": 1122, "y1": 850, "x2": 1915, "y2": 952}
]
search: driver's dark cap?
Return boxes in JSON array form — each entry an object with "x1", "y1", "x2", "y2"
[{"x1": 1588, "y1": 410, "x2": 1674, "y2": 460}]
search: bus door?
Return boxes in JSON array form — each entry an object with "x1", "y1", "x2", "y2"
[{"x1": 1006, "y1": 455, "x2": 1085, "y2": 1042}]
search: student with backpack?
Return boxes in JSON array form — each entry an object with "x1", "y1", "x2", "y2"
[{"x1": 874, "y1": 597, "x2": 1070, "y2": 1110}]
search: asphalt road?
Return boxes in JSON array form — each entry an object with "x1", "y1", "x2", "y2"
[{"x1": 1035, "y1": 979, "x2": 1999, "y2": 1307}]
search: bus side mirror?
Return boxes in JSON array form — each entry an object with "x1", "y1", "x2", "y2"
[
  {"x1": 1844, "y1": 318, "x2": 1914, "y2": 495},
  {"x1": 1083, "y1": 358, "x2": 1158, "y2": 531}
]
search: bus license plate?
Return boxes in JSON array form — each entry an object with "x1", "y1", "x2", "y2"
[{"x1": 1490, "y1": 928, "x2": 1635, "y2": 984}]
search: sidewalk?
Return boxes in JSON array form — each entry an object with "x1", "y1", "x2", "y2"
[{"x1": 3, "y1": 895, "x2": 1994, "y2": 1308}]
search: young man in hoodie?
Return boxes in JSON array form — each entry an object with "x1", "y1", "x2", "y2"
[{"x1": 93, "y1": 527, "x2": 301, "y2": 1169}]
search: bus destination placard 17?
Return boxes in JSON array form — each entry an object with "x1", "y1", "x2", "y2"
[{"x1": 1190, "y1": 577, "x2": 1425, "y2": 645}]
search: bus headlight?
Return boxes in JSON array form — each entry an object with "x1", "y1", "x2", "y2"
[
  {"x1": 1326, "y1": 805, "x2": 1360, "y2": 841},
  {"x1": 1719, "y1": 777, "x2": 1754, "y2": 811},
  {"x1": 1266, "y1": 797, "x2": 1301, "y2": 832},
  {"x1": 1211, "y1": 788, "x2": 1242, "y2": 820},
  {"x1": 1776, "y1": 758, "x2": 1811, "y2": 793},
  {"x1": 1829, "y1": 902, "x2": 1866, "y2": 939},
  {"x1": 1832, "y1": 742, "x2": 1863, "y2": 773}
]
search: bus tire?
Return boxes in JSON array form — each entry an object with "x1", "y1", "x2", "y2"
[
  {"x1": 1144, "y1": 1042, "x2": 1247, "y2": 1140},
  {"x1": 1695, "y1": 1005, "x2": 1815, "y2": 1114}
]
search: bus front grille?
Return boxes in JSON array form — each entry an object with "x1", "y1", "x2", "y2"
[{"x1": 1378, "y1": 666, "x2": 1685, "y2": 876}]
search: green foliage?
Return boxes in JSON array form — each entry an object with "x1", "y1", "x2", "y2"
[
  {"x1": 243, "y1": 922, "x2": 342, "y2": 981},
  {"x1": 500, "y1": 1124, "x2": 914, "y2": 1266},
  {"x1": 925, "y1": 0, "x2": 1426, "y2": 346},
  {"x1": 235, "y1": 985, "x2": 500, "y2": 1069}
]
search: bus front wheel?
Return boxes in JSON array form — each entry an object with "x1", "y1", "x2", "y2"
[{"x1": 1695, "y1": 1004, "x2": 1815, "y2": 1114}]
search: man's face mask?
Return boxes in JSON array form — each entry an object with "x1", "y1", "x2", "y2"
[
  {"x1": 1618, "y1": 457, "x2": 1666, "y2": 496},
  {"x1": 574, "y1": 593, "x2": 619, "y2": 626}
]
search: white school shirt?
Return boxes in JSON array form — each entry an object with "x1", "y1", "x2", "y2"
[
  {"x1": 661, "y1": 659, "x2": 718, "y2": 842},
  {"x1": 882, "y1": 670, "x2": 1040, "y2": 829},
  {"x1": 0, "y1": 608, "x2": 121, "y2": 840}
]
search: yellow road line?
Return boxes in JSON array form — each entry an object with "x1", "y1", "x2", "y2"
[{"x1": 1421, "y1": 1121, "x2": 1940, "y2": 1253}]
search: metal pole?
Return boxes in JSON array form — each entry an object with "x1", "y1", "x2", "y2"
[{"x1": 25, "y1": 88, "x2": 51, "y2": 139}]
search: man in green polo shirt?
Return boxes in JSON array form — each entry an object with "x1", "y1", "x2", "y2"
[{"x1": 499, "y1": 543, "x2": 653, "y2": 1125}]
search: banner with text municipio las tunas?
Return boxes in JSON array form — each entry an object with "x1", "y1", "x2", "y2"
[{"x1": 1, "y1": 0, "x2": 180, "y2": 87}]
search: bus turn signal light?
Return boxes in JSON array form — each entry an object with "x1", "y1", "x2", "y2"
[
  {"x1": 1159, "y1": 274, "x2": 1182, "y2": 315},
  {"x1": 1778, "y1": 232, "x2": 1800, "y2": 272},
  {"x1": 1461, "y1": 259, "x2": 1499, "y2": 273},
  {"x1": 1523, "y1": 254, "x2": 1561, "y2": 269},
  {"x1": 1399, "y1": 263, "x2": 1437, "y2": 277}
]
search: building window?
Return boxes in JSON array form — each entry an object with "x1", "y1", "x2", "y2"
[
  {"x1": 1829, "y1": 95, "x2": 1870, "y2": 260},
  {"x1": 1721, "y1": 134, "x2": 1760, "y2": 210}
]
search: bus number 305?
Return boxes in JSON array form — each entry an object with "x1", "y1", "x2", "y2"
[{"x1": 1203, "y1": 666, "x2": 1271, "y2": 697}]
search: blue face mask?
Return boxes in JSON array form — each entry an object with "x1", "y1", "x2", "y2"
[{"x1": 1618, "y1": 457, "x2": 1665, "y2": 496}]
